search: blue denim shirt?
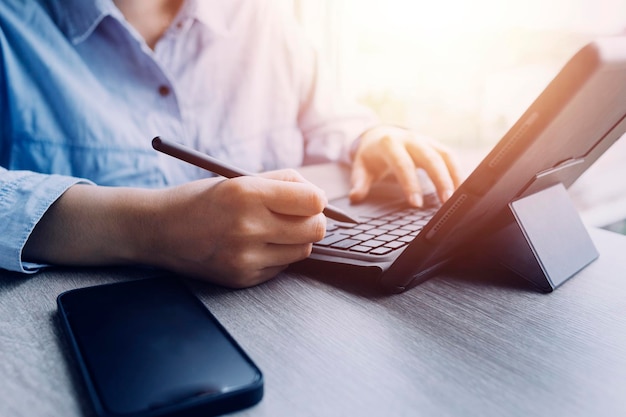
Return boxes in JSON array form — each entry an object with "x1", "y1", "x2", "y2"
[{"x1": 0, "y1": 0, "x2": 377, "y2": 273}]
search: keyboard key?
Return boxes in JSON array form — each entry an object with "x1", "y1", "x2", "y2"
[
  {"x1": 338, "y1": 229, "x2": 361, "y2": 237},
  {"x1": 350, "y1": 245, "x2": 372, "y2": 253},
  {"x1": 401, "y1": 224, "x2": 423, "y2": 232},
  {"x1": 385, "y1": 241, "x2": 406, "y2": 249},
  {"x1": 379, "y1": 224, "x2": 398, "y2": 231},
  {"x1": 331, "y1": 239, "x2": 361, "y2": 249},
  {"x1": 314, "y1": 203, "x2": 438, "y2": 256},
  {"x1": 334, "y1": 221, "x2": 359, "y2": 228},
  {"x1": 368, "y1": 220, "x2": 387, "y2": 226},
  {"x1": 370, "y1": 246, "x2": 393, "y2": 255},
  {"x1": 388, "y1": 229, "x2": 411, "y2": 237},
  {"x1": 404, "y1": 214, "x2": 423, "y2": 221},
  {"x1": 353, "y1": 233, "x2": 376, "y2": 241},
  {"x1": 317, "y1": 234, "x2": 348, "y2": 247},
  {"x1": 379, "y1": 213, "x2": 402, "y2": 221},
  {"x1": 361, "y1": 239, "x2": 385, "y2": 248},
  {"x1": 366, "y1": 228, "x2": 388, "y2": 236}
]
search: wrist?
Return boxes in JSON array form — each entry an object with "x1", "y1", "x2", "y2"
[
  {"x1": 115, "y1": 187, "x2": 169, "y2": 266},
  {"x1": 125, "y1": 178, "x2": 225, "y2": 273}
]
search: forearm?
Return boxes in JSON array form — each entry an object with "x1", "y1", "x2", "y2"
[
  {"x1": 22, "y1": 184, "x2": 161, "y2": 267},
  {"x1": 21, "y1": 172, "x2": 327, "y2": 288}
]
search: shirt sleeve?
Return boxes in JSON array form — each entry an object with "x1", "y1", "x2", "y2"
[
  {"x1": 0, "y1": 167, "x2": 93, "y2": 274},
  {"x1": 276, "y1": 6, "x2": 380, "y2": 165}
]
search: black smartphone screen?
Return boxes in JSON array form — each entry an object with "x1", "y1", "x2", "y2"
[{"x1": 57, "y1": 276, "x2": 263, "y2": 417}]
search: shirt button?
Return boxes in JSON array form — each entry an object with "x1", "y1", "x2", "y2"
[{"x1": 158, "y1": 85, "x2": 170, "y2": 97}]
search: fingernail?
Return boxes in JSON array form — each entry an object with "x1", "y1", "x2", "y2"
[
  {"x1": 350, "y1": 179, "x2": 366, "y2": 200},
  {"x1": 442, "y1": 189, "x2": 453, "y2": 202},
  {"x1": 410, "y1": 193, "x2": 423, "y2": 207}
]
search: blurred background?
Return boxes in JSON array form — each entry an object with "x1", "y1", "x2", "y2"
[{"x1": 281, "y1": 0, "x2": 626, "y2": 232}]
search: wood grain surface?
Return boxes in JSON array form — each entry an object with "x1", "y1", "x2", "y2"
[{"x1": 1, "y1": 228, "x2": 625, "y2": 417}]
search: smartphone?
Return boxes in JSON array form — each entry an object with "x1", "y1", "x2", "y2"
[{"x1": 57, "y1": 276, "x2": 263, "y2": 417}]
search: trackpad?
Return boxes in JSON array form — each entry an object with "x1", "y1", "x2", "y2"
[{"x1": 330, "y1": 182, "x2": 409, "y2": 221}]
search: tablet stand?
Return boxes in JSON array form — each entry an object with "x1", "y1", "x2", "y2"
[{"x1": 483, "y1": 183, "x2": 598, "y2": 292}]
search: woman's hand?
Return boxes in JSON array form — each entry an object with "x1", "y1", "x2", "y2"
[
  {"x1": 148, "y1": 169, "x2": 328, "y2": 287},
  {"x1": 23, "y1": 169, "x2": 327, "y2": 288},
  {"x1": 349, "y1": 125, "x2": 462, "y2": 207}
]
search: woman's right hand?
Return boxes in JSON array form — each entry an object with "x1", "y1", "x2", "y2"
[
  {"x1": 23, "y1": 169, "x2": 328, "y2": 288},
  {"x1": 140, "y1": 169, "x2": 328, "y2": 287}
]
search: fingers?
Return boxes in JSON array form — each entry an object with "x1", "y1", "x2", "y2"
[
  {"x1": 430, "y1": 141, "x2": 463, "y2": 188},
  {"x1": 261, "y1": 180, "x2": 327, "y2": 217},
  {"x1": 217, "y1": 175, "x2": 325, "y2": 286},
  {"x1": 259, "y1": 242, "x2": 315, "y2": 269},
  {"x1": 350, "y1": 127, "x2": 461, "y2": 207},
  {"x1": 153, "y1": 173, "x2": 329, "y2": 289},
  {"x1": 256, "y1": 170, "x2": 328, "y2": 217},
  {"x1": 212, "y1": 242, "x2": 315, "y2": 289},
  {"x1": 267, "y1": 212, "x2": 327, "y2": 245},
  {"x1": 348, "y1": 159, "x2": 375, "y2": 203},
  {"x1": 379, "y1": 136, "x2": 424, "y2": 207},
  {"x1": 169, "y1": 232, "x2": 321, "y2": 290},
  {"x1": 259, "y1": 168, "x2": 308, "y2": 183},
  {"x1": 405, "y1": 138, "x2": 456, "y2": 203},
  {"x1": 215, "y1": 174, "x2": 327, "y2": 244}
]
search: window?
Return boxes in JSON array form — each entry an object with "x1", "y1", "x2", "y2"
[
  {"x1": 295, "y1": 0, "x2": 626, "y2": 149},
  {"x1": 293, "y1": 0, "x2": 626, "y2": 229}
]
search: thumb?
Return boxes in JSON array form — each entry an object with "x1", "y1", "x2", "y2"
[{"x1": 349, "y1": 161, "x2": 375, "y2": 203}]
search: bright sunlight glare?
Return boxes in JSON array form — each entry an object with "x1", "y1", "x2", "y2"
[{"x1": 323, "y1": 0, "x2": 626, "y2": 147}]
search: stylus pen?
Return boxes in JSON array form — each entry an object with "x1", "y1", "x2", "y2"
[{"x1": 152, "y1": 136, "x2": 358, "y2": 223}]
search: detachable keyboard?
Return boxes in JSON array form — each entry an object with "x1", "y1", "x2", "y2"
[{"x1": 314, "y1": 201, "x2": 439, "y2": 257}]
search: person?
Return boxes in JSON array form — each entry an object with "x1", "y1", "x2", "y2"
[{"x1": 0, "y1": 0, "x2": 460, "y2": 288}]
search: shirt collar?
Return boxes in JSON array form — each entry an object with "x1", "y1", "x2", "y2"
[
  {"x1": 43, "y1": 0, "x2": 234, "y2": 45},
  {"x1": 42, "y1": 0, "x2": 121, "y2": 45}
]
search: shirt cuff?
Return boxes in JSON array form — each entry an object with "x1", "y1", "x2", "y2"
[{"x1": 0, "y1": 170, "x2": 93, "y2": 274}]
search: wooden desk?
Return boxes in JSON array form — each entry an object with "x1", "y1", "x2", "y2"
[{"x1": 1, "y1": 228, "x2": 625, "y2": 417}]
